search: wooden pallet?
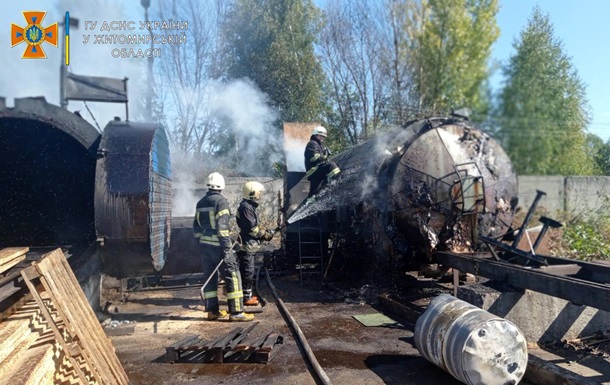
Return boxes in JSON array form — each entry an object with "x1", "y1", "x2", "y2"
[
  {"x1": 165, "y1": 322, "x2": 284, "y2": 364},
  {"x1": 0, "y1": 247, "x2": 28, "y2": 274},
  {"x1": 21, "y1": 248, "x2": 129, "y2": 385}
]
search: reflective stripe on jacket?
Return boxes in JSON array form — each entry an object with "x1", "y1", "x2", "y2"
[
  {"x1": 304, "y1": 135, "x2": 329, "y2": 172},
  {"x1": 236, "y1": 199, "x2": 265, "y2": 253},
  {"x1": 193, "y1": 191, "x2": 231, "y2": 249}
]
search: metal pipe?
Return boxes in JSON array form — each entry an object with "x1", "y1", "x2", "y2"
[
  {"x1": 198, "y1": 242, "x2": 238, "y2": 302},
  {"x1": 511, "y1": 190, "x2": 546, "y2": 249},
  {"x1": 263, "y1": 267, "x2": 333, "y2": 385},
  {"x1": 199, "y1": 257, "x2": 224, "y2": 302}
]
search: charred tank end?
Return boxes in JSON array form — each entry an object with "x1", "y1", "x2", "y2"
[
  {"x1": 95, "y1": 120, "x2": 172, "y2": 278},
  {"x1": 0, "y1": 97, "x2": 100, "y2": 248},
  {"x1": 286, "y1": 117, "x2": 517, "y2": 279}
]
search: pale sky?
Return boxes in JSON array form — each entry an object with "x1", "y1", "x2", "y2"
[
  {"x1": 492, "y1": 0, "x2": 610, "y2": 141},
  {"x1": 1, "y1": 0, "x2": 608, "y2": 141}
]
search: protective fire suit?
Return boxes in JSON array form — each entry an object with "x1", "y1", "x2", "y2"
[
  {"x1": 193, "y1": 191, "x2": 244, "y2": 314},
  {"x1": 304, "y1": 135, "x2": 340, "y2": 197},
  {"x1": 235, "y1": 199, "x2": 273, "y2": 300}
]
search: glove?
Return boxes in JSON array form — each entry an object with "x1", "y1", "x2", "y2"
[
  {"x1": 261, "y1": 230, "x2": 274, "y2": 242},
  {"x1": 223, "y1": 248, "x2": 235, "y2": 260}
]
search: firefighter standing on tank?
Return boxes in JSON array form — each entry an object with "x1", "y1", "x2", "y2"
[
  {"x1": 304, "y1": 125, "x2": 341, "y2": 199},
  {"x1": 236, "y1": 181, "x2": 277, "y2": 306},
  {"x1": 193, "y1": 172, "x2": 254, "y2": 322}
]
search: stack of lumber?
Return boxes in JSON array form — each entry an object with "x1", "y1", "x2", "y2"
[
  {"x1": 0, "y1": 247, "x2": 28, "y2": 275},
  {"x1": 0, "y1": 248, "x2": 128, "y2": 385}
]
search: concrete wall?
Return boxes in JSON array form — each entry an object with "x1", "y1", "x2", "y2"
[
  {"x1": 518, "y1": 176, "x2": 610, "y2": 218},
  {"x1": 458, "y1": 283, "x2": 610, "y2": 344},
  {"x1": 172, "y1": 174, "x2": 609, "y2": 228}
]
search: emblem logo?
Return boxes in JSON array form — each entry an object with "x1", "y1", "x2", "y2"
[{"x1": 11, "y1": 11, "x2": 58, "y2": 59}]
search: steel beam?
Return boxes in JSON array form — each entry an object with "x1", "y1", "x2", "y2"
[{"x1": 436, "y1": 251, "x2": 610, "y2": 314}]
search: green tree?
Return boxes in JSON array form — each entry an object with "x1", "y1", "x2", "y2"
[
  {"x1": 412, "y1": 0, "x2": 499, "y2": 114},
  {"x1": 219, "y1": 0, "x2": 325, "y2": 123},
  {"x1": 497, "y1": 7, "x2": 593, "y2": 175},
  {"x1": 586, "y1": 134, "x2": 610, "y2": 175}
]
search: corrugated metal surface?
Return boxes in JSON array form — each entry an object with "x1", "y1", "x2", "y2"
[
  {"x1": 95, "y1": 121, "x2": 172, "y2": 277},
  {"x1": 149, "y1": 128, "x2": 172, "y2": 271}
]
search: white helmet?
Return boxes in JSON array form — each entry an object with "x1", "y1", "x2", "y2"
[
  {"x1": 312, "y1": 125, "x2": 327, "y2": 137},
  {"x1": 243, "y1": 181, "x2": 265, "y2": 201},
  {"x1": 207, "y1": 172, "x2": 225, "y2": 190}
]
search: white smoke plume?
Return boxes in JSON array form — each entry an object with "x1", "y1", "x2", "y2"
[
  {"x1": 285, "y1": 137, "x2": 307, "y2": 172},
  {"x1": 208, "y1": 79, "x2": 281, "y2": 175},
  {"x1": 170, "y1": 148, "x2": 207, "y2": 217}
]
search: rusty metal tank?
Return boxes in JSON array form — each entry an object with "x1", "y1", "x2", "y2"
[
  {"x1": 95, "y1": 120, "x2": 172, "y2": 277},
  {"x1": 292, "y1": 117, "x2": 517, "y2": 272},
  {"x1": 0, "y1": 97, "x2": 172, "y2": 279},
  {"x1": 0, "y1": 97, "x2": 100, "y2": 248}
]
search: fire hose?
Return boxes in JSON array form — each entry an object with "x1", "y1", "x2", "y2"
[
  {"x1": 263, "y1": 267, "x2": 333, "y2": 385},
  {"x1": 199, "y1": 225, "x2": 283, "y2": 303}
]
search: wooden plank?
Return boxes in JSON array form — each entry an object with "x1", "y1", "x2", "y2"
[
  {"x1": 532, "y1": 264, "x2": 582, "y2": 276},
  {"x1": 0, "y1": 302, "x2": 41, "y2": 365},
  {"x1": 255, "y1": 335, "x2": 284, "y2": 364},
  {"x1": 167, "y1": 334, "x2": 199, "y2": 350},
  {"x1": 0, "y1": 247, "x2": 28, "y2": 264},
  {"x1": 35, "y1": 250, "x2": 127, "y2": 385},
  {"x1": 235, "y1": 335, "x2": 267, "y2": 352},
  {"x1": 35, "y1": 249, "x2": 127, "y2": 384},
  {"x1": 0, "y1": 254, "x2": 26, "y2": 274},
  {"x1": 49, "y1": 250, "x2": 128, "y2": 384},
  {"x1": 226, "y1": 322, "x2": 259, "y2": 351},
  {"x1": 259, "y1": 333, "x2": 280, "y2": 352},
  {"x1": 212, "y1": 327, "x2": 243, "y2": 349},
  {"x1": 0, "y1": 343, "x2": 55, "y2": 385},
  {"x1": 196, "y1": 335, "x2": 225, "y2": 350},
  {"x1": 165, "y1": 335, "x2": 200, "y2": 363},
  {"x1": 21, "y1": 265, "x2": 92, "y2": 384}
]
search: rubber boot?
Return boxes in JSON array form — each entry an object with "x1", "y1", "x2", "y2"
[
  {"x1": 229, "y1": 312, "x2": 255, "y2": 322},
  {"x1": 244, "y1": 296, "x2": 259, "y2": 306},
  {"x1": 207, "y1": 309, "x2": 228, "y2": 321}
]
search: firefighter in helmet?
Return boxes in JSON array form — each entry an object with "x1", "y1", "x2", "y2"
[
  {"x1": 304, "y1": 125, "x2": 341, "y2": 199},
  {"x1": 193, "y1": 172, "x2": 254, "y2": 322},
  {"x1": 236, "y1": 181, "x2": 277, "y2": 306}
]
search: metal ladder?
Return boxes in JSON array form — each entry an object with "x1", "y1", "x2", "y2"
[{"x1": 297, "y1": 216, "x2": 325, "y2": 284}]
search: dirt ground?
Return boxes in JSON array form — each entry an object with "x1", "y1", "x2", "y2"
[
  {"x1": 104, "y1": 272, "x2": 466, "y2": 385},
  {"x1": 102, "y1": 267, "x2": 610, "y2": 385}
]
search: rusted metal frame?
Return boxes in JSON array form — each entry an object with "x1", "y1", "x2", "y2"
[
  {"x1": 436, "y1": 251, "x2": 610, "y2": 314},
  {"x1": 481, "y1": 236, "x2": 549, "y2": 266},
  {"x1": 532, "y1": 216, "x2": 563, "y2": 251},
  {"x1": 482, "y1": 241, "x2": 501, "y2": 261},
  {"x1": 20, "y1": 266, "x2": 92, "y2": 384},
  {"x1": 452, "y1": 161, "x2": 486, "y2": 213},
  {"x1": 542, "y1": 255, "x2": 610, "y2": 285},
  {"x1": 511, "y1": 190, "x2": 546, "y2": 250}
]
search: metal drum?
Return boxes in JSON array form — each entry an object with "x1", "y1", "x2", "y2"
[{"x1": 414, "y1": 294, "x2": 527, "y2": 385}]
